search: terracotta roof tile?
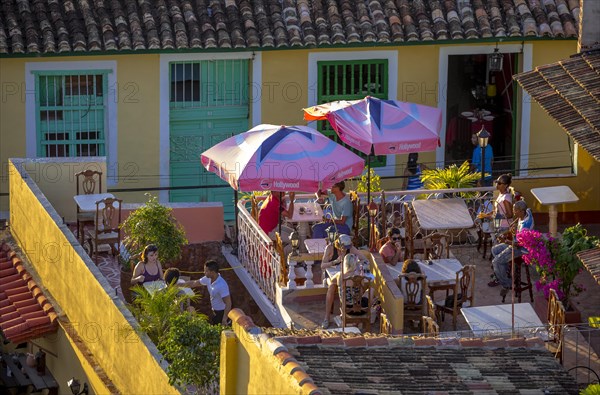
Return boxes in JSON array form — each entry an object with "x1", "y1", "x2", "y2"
[
  {"x1": 0, "y1": 243, "x2": 58, "y2": 344},
  {"x1": 514, "y1": 50, "x2": 600, "y2": 162},
  {"x1": 0, "y1": 0, "x2": 580, "y2": 55}
]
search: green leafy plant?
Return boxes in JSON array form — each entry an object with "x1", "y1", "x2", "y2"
[
  {"x1": 130, "y1": 284, "x2": 220, "y2": 390},
  {"x1": 160, "y1": 312, "x2": 222, "y2": 390},
  {"x1": 518, "y1": 224, "x2": 599, "y2": 304},
  {"x1": 355, "y1": 168, "x2": 381, "y2": 193},
  {"x1": 581, "y1": 383, "x2": 600, "y2": 395},
  {"x1": 130, "y1": 284, "x2": 194, "y2": 344},
  {"x1": 120, "y1": 193, "x2": 188, "y2": 264},
  {"x1": 421, "y1": 161, "x2": 481, "y2": 196}
]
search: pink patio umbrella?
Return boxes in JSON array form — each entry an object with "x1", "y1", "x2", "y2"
[
  {"x1": 201, "y1": 124, "x2": 365, "y2": 238},
  {"x1": 304, "y1": 96, "x2": 442, "y2": 196},
  {"x1": 304, "y1": 96, "x2": 442, "y2": 240},
  {"x1": 201, "y1": 124, "x2": 365, "y2": 193}
]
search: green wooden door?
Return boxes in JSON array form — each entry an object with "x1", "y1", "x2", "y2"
[{"x1": 169, "y1": 60, "x2": 249, "y2": 221}]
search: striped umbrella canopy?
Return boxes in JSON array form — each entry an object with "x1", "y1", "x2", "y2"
[{"x1": 201, "y1": 124, "x2": 365, "y2": 193}]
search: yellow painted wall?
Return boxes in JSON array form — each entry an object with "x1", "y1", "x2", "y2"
[
  {"x1": 22, "y1": 158, "x2": 107, "y2": 223},
  {"x1": 0, "y1": 58, "x2": 28, "y2": 213},
  {"x1": 8, "y1": 158, "x2": 178, "y2": 394},
  {"x1": 2, "y1": 41, "x2": 597, "y2": 216},
  {"x1": 35, "y1": 322, "x2": 114, "y2": 395},
  {"x1": 220, "y1": 326, "x2": 304, "y2": 395},
  {"x1": 0, "y1": 54, "x2": 161, "y2": 211}
]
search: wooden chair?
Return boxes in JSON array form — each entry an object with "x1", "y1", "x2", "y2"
[
  {"x1": 340, "y1": 275, "x2": 371, "y2": 332},
  {"x1": 403, "y1": 203, "x2": 425, "y2": 259},
  {"x1": 380, "y1": 312, "x2": 392, "y2": 335},
  {"x1": 380, "y1": 190, "x2": 387, "y2": 239},
  {"x1": 422, "y1": 232, "x2": 451, "y2": 259},
  {"x1": 435, "y1": 265, "x2": 476, "y2": 330},
  {"x1": 86, "y1": 197, "x2": 122, "y2": 264},
  {"x1": 274, "y1": 232, "x2": 287, "y2": 285},
  {"x1": 250, "y1": 195, "x2": 259, "y2": 222},
  {"x1": 75, "y1": 170, "x2": 102, "y2": 243},
  {"x1": 425, "y1": 294, "x2": 439, "y2": 323},
  {"x1": 398, "y1": 272, "x2": 427, "y2": 331},
  {"x1": 349, "y1": 191, "x2": 361, "y2": 246},
  {"x1": 421, "y1": 315, "x2": 439, "y2": 336},
  {"x1": 501, "y1": 256, "x2": 534, "y2": 303},
  {"x1": 547, "y1": 289, "x2": 565, "y2": 362}
]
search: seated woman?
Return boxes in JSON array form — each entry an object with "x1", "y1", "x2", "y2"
[
  {"x1": 394, "y1": 259, "x2": 424, "y2": 328},
  {"x1": 491, "y1": 200, "x2": 534, "y2": 298},
  {"x1": 321, "y1": 253, "x2": 365, "y2": 329},
  {"x1": 379, "y1": 228, "x2": 404, "y2": 266},
  {"x1": 131, "y1": 244, "x2": 164, "y2": 285},
  {"x1": 321, "y1": 233, "x2": 367, "y2": 272},
  {"x1": 258, "y1": 191, "x2": 295, "y2": 242}
]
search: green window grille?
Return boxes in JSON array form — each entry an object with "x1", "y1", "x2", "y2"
[
  {"x1": 169, "y1": 59, "x2": 249, "y2": 108},
  {"x1": 317, "y1": 59, "x2": 388, "y2": 167},
  {"x1": 34, "y1": 71, "x2": 108, "y2": 157}
]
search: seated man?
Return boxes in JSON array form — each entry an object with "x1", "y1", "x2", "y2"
[
  {"x1": 379, "y1": 228, "x2": 404, "y2": 266},
  {"x1": 258, "y1": 191, "x2": 295, "y2": 241},
  {"x1": 312, "y1": 181, "x2": 353, "y2": 239},
  {"x1": 491, "y1": 200, "x2": 534, "y2": 298}
]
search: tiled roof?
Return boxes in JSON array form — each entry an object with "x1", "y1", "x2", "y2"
[
  {"x1": 0, "y1": 0, "x2": 579, "y2": 55},
  {"x1": 513, "y1": 50, "x2": 600, "y2": 162},
  {"x1": 0, "y1": 243, "x2": 59, "y2": 344},
  {"x1": 578, "y1": 247, "x2": 600, "y2": 285},
  {"x1": 228, "y1": 309, "x2": 578, "y2": 394}
]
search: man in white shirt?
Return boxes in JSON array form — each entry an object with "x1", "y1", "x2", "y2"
[{"x1": 185, "y1": 260, "x2": 231, "y2": 325}]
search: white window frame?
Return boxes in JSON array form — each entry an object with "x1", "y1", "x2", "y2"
[
  {"x1": 437, "y1": 44, "x2": 535, "y2": 175},
  {"x1": 159, "y1": 52, "x2": 261, "y2": 203},
  {"x1": 25, "y1": 61, "x2": 118, "y2": 185},
  {"x1": 307, "y1": 50, "x2": 399, "y2": 177}
]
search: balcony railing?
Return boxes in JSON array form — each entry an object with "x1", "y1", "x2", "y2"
[{"x1": 236, "y1": 186, "x2": 495, "y2": 300}]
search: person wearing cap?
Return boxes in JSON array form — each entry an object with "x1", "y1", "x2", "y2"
[
  {"x1": 322, "y1": 234, "x2": 367, "y2": 271},
  {"x1": 312, "y1": 181, "x2": 353, "y2": 239},
  {"x1": 402, "y1": 153, "x2": 427, "y2": 191},
  {"x1": 321, "y1": 253, "x2": 366, "y2": 329}
]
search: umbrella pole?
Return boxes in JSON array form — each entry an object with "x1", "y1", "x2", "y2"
[
  {"x1": 367, "y1": 154, "x2": 372, "y2": 246},
  {"x1": 233, "y1": 189, "x2": 239, "y2": 255}
]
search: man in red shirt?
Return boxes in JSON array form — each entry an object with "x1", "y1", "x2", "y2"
[{"x1": 258, "y1": 191, "x2": 295, "y2": 241}]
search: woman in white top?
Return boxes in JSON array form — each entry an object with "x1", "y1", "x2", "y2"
[
  {"x1": 486, "y1": 173, "x2": 514, "y2": 286},
  {"x1": 484, "y1": 173, "x2": 514, "y2": 230}
]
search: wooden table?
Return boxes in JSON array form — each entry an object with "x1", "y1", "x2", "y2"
[
  {"x1": 461, "y1": 302, "x2": 547, "y2": 339},
  {"x1": 0, "y1": 353, "x2": 58, "y2": 394},
  {"x1": 531, "y1": 186, "x2": 579, "y2": 237},
  {"x1": 388, "y1": 258, "x2": 463, "y2": 299},
  {"x1": 143, "y1": 280, "x2": 194, "y2": 296},
  {"x1": 304, "y1": 238, "x2": 328, "y2": 256},
  {"x1": 73, "y1": 192, "x2": 115, "y2": 212},
  {"x1": 411, "y1": 198, "x2": 474, "y2": 231}
]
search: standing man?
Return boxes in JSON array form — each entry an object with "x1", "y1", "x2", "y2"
[
  {"x1": 312, "y1": 181, "x2": 353, "y2": 238},
  {"x1": 184, "y1": 260, "x2": 231, "y2": 325}
]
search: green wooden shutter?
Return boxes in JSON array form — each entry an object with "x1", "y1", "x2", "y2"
[
  {"x1": 317, "y1": 60, "x2": 388, "y2": 167},
  {"x1": 34, "y1": 71, "x2": 108, "y2": 157}
]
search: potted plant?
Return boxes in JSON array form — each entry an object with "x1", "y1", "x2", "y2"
[
  {"x1": 121, "y1": 193, "x2": 188, "y2": 264},
  {"x1": 119, "y1": 193, "x2": 188, "y2": 301},
  {"x1": 517, "y1": 224, "x2": 599, "y2": 322},
  {"x1": 421, "y1": 161, "x2": 481, "y2": 197}
]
